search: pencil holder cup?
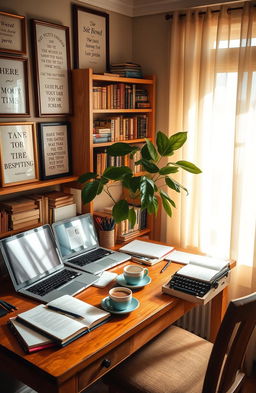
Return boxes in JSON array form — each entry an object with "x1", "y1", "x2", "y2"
[{"x1": 99, "y1": 229, "x2": 115, "y2": 249}]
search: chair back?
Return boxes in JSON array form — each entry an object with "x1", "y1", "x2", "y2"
[{"x1": 202, "y1": 292, "x2": 256, "y2": 393}]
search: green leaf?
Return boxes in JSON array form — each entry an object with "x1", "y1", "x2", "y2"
[
  {"x1": 81, "y1": 180, "x2": 102, "y2": 203},
  {"x1": 139, "y1": 159, "x2": 159, "y2": 173},
  {"x1": 122, "y1": 176, "x2": 141, "y2": 193},
  {"x1": 159, "y1": 165, "x2": 179, "y2": 175},
  {"x1": 145, "y1": 139, "x2": 158, "y2": 161},
  {"x1": 128, "y1": 207, "x2": 136, "y2": 228},
  {"x1": 161, "y1": 197, "x2": 173, "y2": 218},
  {"x1": 112, "y1": 200, "x2": 129, "y2": 223},
  {"x1": 147, "y1": 196, "x2": 159, "y2": 215},
  {"x1": 129, "y1": 146, "x2": 139, "y2": 159},
  {"x1": 107, "y1": 143, "x2": 136, "y2": 157},
  {"x1": 78, "y1": 172, "x2": 97, "y2": 183},
  {"x1": 169, "y1": 132, "x2": 187, "y2": 151},
  {"x1": 103, "y1": 166, "x2": 132, "y2": 180},
  {"x1": 156, "y1": 131, "x2": 174, "y2": 156},
  {"x1": 175, "y1": 160, "x2": 202, "y2": 174},
  {"x1": 140, "y1": 177, "x2": 155, "y2": 209},
  {"x1": 160, "y1": 190, "x2": 176, "y2": 208},
  {"x1": 165, "y1": 177, "x2": 189, "y2": 195},
  {"x1": 141, "y1": 144, "x2": 152, "y2": 160},
  {"x1": 165, "y1": 177, "x2": 180, "y2": 193}
]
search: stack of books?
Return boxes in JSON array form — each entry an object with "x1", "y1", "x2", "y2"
[
  {"x1": 45, "y1": 191, "x2": 76, "y2": 224},
  {"x1": 8, "y1": 295, "x2": 110, "y2": 353},
  {"x1": 110, "y1": 62, "x2": 143, "y2": 78},
  {"x1": 0, "y1": 198, "x2": 40, "y2": 231}
]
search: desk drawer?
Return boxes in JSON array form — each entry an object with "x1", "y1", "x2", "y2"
[{"x1": 78, "y1": 340, "x2": 131, "y2": 391}]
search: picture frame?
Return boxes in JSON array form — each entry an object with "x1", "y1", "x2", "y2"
[
  {"x1": 31, "y1": 19, "x2": 72, "y2": 117},
  {"x1": 37, "y1": 122, "x2": 72, "y2": 180},
  {"x1": 72, "y1": 5, "x2": 109, "y2": 72},
  {"x1": 0, "y1": 122, "x2": 39, "y2": 187},
  {"x1": 0, "y1": 11, "x2": 26, "y2": 55},
  {"x1": 0, "y1": 56, "x2": 30, "y2": 117}
]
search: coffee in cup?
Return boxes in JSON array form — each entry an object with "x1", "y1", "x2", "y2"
[
  {"x1": 123, "y1": 265, "x2": 149, "y2": 285},
  {"x1": 109, "y1": 287, "x2": 132, "y2": 310}
]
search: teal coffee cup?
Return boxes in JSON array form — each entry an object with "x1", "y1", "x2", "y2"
[
  {"x1": 109, "y1": 287, "x2": 132, "y2": 311},
  {"x1": 123, "y1": 265, "x2": 149, "y2": 285}
]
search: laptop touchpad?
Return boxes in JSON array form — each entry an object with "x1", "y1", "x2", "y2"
[{"x1": 57, "y1": 282, "x2": 85, "y2": 294}]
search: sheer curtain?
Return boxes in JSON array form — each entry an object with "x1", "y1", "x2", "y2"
[{"x1": 167, "y1": 2, "x2": 256, "y2": 369}]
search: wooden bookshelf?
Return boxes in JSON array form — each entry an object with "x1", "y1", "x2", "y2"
[{"x1": 70, "y1": 68, "x2": 156, "y2": 242}]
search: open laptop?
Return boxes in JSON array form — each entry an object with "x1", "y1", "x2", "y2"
[
  {"x1": 52, "y1": 213, "x2": 131, "y2": 274},
  {"x1": 0, "y1": 225, "x2": 99, "y2": 303}
]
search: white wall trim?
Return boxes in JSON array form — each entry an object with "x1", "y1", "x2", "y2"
[{"x1": 77, "y1": 0, "x2": 134, "y2": 17}]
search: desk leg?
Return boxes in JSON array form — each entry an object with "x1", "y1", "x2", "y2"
[
  {"x1": 210, "y1": 287, "x2": 228, "y2": 342},
  {"x1": 57, "y1": 378, "x2": 77, "y2": 393}
]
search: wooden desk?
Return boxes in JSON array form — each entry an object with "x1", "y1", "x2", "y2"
[{"x1": 0, "y1": 258, "x2": 232, "y2": 393}]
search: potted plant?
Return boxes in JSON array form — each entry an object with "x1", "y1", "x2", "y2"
[{"x1": 78, "y1": 131, "x2": 201, "y2": 227}]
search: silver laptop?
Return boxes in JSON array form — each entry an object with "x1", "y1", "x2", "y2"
[
  {"x1": 52, "y1": 213, "x2": 130, "y2": 274},
  {"x1": 0, "y1": 225, "x2": 99, "y2": 303}
]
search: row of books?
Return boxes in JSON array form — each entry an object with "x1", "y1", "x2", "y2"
[
  {"x1": 102, "y1": 205, "x2": 147, "y2": 243},
  {"x1": 94, "y1": 146, "x2": 142, "y2": 176},
  {"x1": 93, "y1": 83, "x2": 149, "y2": 109},
  {"x1": 109, "y1": 62, "x2": 143, "y2": 79},
  {"x1": 0, "y1": 191, "x2": 77, "y2": 233},
  {"x1": 93, "y1": 115, "x2": 149, "y2": 143}
]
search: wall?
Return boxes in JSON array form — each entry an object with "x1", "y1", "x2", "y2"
[
  {"x1": 0, "y1": 0, "x2": 133, "y2": 123},
  {"x1": 133, "y1": 14, "x2": 170, "y2": 242}
]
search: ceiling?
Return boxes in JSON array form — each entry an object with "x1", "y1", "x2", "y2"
[{"x1": 77, "y1": 0, "x2": 243, "y2": 17}]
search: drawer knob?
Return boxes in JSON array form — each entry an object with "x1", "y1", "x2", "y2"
[{"x1": 102, "y1": 358, "x2": 111, "y2": 368}]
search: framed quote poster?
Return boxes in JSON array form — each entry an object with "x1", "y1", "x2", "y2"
[
  {"x1": 72, "y1": 5, "x2": 109, "y2": 72},
  {"x1": 0, "y1": 11, "x2": 26, "y2": 55},
  {"x1": 0, "y1": 56, "x2": 29, "y2": 117},
  {"x1": 37, "y1": 122, "x2": 72, "y2": 180},
  {"x1": 31, "y1": 19, "x2": 72, "y2": 116},
  {"x1": 0, "y1": 122, "x2": 39, "y2": 187}
]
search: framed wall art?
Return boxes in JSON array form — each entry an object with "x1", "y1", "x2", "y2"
[
  {"x1": 31, "y1": 19, "x2": 72, "y2": 116},
  {"x1": 37, "y1": 122, "x2": 72, "y2": 180},
  {"x1": 0, "y1": 122, "x2": 39, "y2": 187},
  {"x1": 0, "y1": 11, "x2": 26, "y2": 55},
  {"x1": 0, "y1": 56, "x2": 29, "y2": 117},
  {"x1": 72, "y1": 5, "x2": 109, "y2": 72}
]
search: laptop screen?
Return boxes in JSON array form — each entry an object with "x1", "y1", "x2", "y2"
[
  {"x1": 52, "y1": 213, "x2": 98, "y2": 259},
  {"x1": 0, "y1": 225, "x2": 62, "y2": 287}
]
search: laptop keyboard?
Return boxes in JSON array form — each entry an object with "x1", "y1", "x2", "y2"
[
  {"x1": 70, "y1": 248, "x2": 112, "y2": 267},
  {"x1": 168, "y1": 274, "x2": 211, "y2": 297},
  {"x1": 27, "y1": 269, "x2": 82, "y2": 296}
]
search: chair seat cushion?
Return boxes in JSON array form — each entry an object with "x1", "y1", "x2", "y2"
[{"x1": 105, "y1": 325, "x2": 213, "y2": 393}]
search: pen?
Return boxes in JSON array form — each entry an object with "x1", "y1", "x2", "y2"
[
  {"x1": 47, "y1": 305, "x2": 82, "y2": 319},
  {"x1": 160, "y1": 260, "x2": 172, "y2": 273},
  {"x1": 0, "y1": 300, "x2": 17, "y2": 311}
]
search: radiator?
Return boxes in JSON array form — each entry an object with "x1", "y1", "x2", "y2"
[{"x1": 175, "y1": 301, "x2": 212, "y2": 340}]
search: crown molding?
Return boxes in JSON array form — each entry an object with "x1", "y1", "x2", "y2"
[{"x1": 77, "y1": 0, "x2": 243, "y2": 17}]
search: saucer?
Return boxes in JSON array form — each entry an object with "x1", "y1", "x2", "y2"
[
  {"x1": 101, "y1": 296, "x2": 140, "y2": 314},
  {"x1": 116, "y1": 274, "x2": 151, "y2": 289}
]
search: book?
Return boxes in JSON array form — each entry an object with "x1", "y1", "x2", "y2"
[
  {"x1": 175, "y1": 256, "x2": 230, "y2": 282},
  {"x1": 15, "y1": 295, "x2": 111, "y2": 347},
  {"x1": 8, "y1": 317, "x2": 56, "y2": 353},
  {"x1": 52, "y1": 203, "x2": 76, "y2": 222},
  {"x1": 131, "y1": 255, "x2": 164, "y2": 266},
  {"x1": 119, "y1": 240, "x2": 174, "y2": 259}
]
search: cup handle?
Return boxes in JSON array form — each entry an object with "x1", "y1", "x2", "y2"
[{"x1": 144, "y1": 268, "x2": 149, "y2": 277}]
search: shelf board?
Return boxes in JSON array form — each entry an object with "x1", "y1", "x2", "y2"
[
  {"x1": 93, "y1": 74, "x2": 154, "y2": 84},
  {"x1": 0, "y1": 176, "x2": 78, "y2": 196},
  {"x1": 93, "y1": 109, "x2": 152, "y2": 114},
  {"x1": 93, "y1": 138, "x2": 151, "y2": 148}
]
